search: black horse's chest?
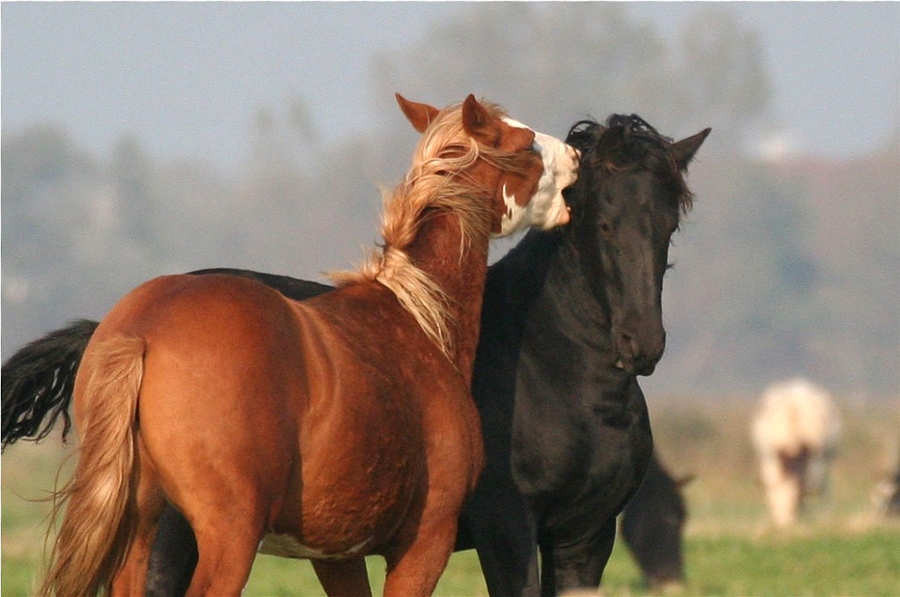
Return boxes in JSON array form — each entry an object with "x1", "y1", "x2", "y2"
[{"x1": 508, "y1": 339, "x2": 653, "y2": 505}]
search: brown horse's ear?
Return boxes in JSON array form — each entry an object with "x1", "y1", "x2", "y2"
[
  {"x1": 396, "y1": 93, "x2": 439, "y2": 133},
  {"x1": 461, "y1": 94, "x2": 501, "y2": 146},
  {"x1": 671, "y1": 128, "x2": 711, "y2": 170}
]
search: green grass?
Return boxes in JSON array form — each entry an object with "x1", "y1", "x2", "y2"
[
  {"x1": 243, "y1": 551, "x2": 488, "y2": 596},
  {"x1": 598, "y1": 529, "x2": 900, "y2": 596},
  {"x1": 4, "y1": 398, "x2": 899, "y2": 596},
  {"x1": 602, "y1": 529, "x2": 900, "y2": 596}
]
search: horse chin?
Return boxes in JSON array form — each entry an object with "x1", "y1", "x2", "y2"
[
  {"x1": 534, "y1": 194, "x2": 571, "y2": 230},
  {"x1": 635, "y1": 360, "x2": 657, "y2": 376}
]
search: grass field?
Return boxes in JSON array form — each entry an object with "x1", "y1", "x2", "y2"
[{"x1": 3, "y1": 395, "x2": 899, "y2": 596}]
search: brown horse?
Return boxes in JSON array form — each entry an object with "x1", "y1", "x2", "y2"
[{"x1": 40, "y1": 94, "x2": 579, "y2": 597}]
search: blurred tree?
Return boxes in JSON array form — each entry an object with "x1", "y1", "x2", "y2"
[
  {"x1": 2, "y1": 6, "x2": 895, "y2": 396},
  {"x1": 369, "y1": 3, "x2": 770, "y2": 151},
  {"x1": 111, "y1": 135, "x2": 161, "y2": 253},
  {"x1": 675, "y1": 8, "x2": 771, "y2": 153}
]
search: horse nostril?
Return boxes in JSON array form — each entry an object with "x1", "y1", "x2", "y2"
[
  {"x1": 620, "y1": 333, "x2": 639, "y2": 357},
  {"x1": 617, "y1": 331, "x2": 638, "y2": 361},
  {"x1": 630, "y1": 336, "x2": 641, "y2": 360}
]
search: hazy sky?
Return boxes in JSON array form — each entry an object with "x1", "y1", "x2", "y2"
[{"x1": 3, "y1": 2, "x2": 898, "y2": 171}]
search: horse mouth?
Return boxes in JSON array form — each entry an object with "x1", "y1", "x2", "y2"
[{"x1": 614, "y1": 358, "x2": 657, "y2": 376}]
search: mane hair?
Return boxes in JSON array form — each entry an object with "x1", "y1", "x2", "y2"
[
  {"x1": 330, "y1": 100, "x2": 529, "y2": 357},
  {"x1": 566, "y1": 114, "x2": 694, "y2": 214}
]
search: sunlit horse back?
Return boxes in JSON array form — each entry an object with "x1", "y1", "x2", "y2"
[{"x1": 40, "y1": 94, "x2": 578, "y2": 597}]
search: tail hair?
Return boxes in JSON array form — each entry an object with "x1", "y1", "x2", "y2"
[
  {"x1": 2, "y1": 319, "x2": 99, "y2": 450},
  {"x1": 40, "y1": 336, "x2": 145, "y2": 597}
]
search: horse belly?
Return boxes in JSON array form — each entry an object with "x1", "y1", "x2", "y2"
[
  {"x1": 258, "y1": 533, "x2": 374, "y2": 560},
  {"x1": 269, "y1": 376, "x2": 428, "y2": 559}
]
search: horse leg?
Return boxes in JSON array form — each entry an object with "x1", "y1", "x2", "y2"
[
  {"x1": 547, "y1": 517, "x2": 616, "y2": 596},
  {"x1": 539, "y1": 542, "x2": 556, "y2": 597},
  {"x1": 462, "y1": 477, "x2": 540, "y2": 597},
  {"x1": 312, "y1": 558, "x2": 372, "y2": 597},
  {"x1": 111, "y1": 447, "x2": 168, "y2": 596},
  {"x1": 158, "y1": 469, "x2": 266, "y2": 596},
  {"x1": 145, "y1": 504, "x2": 198, "y2": 597},
  {"x1": 383, "y1": 524, "x2": 457, "y2": 597},
  {"x1": 181, "y1": 512, "x2": 263, "y2": 597},
  {"x1": 382, "y1": 490, "x2": 460, "y2": 597}
]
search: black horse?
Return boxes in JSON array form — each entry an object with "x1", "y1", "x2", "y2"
[
  {"x1": 2, "y1": 115, "x2": 708, "y2": 596},
  {"x1": 620, "y1": 451, "x2": 693, "y2": 591}
]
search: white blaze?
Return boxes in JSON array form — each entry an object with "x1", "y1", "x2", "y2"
[{"x1": 497, "y1": 117, "x2": 579, "y2": 237}]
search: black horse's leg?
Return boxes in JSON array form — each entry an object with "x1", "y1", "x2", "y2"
[
  {"x1": 548, "y1": 517, "x2": 617, "y2": 595},
  {"x1": 145, "y1": 504, "x2": 198, "y2": 597},
  {"x1": 539, "y1": 540, "x2": 555, "y2": 597},
  {"x1": 462, "y1": 476, "x2": 540, "y2": 597}
]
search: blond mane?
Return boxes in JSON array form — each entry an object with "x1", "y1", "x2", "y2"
[{"x1": 329, "y1": 100, "x2": 527, "y2": 358}]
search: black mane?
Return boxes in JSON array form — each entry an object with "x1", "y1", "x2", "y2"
[{"x1": 566, "y1": 114, "x2": 693, "y2": 213}]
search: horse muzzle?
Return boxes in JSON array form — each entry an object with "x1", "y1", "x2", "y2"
[{"x1": 613, "y1": 326, "x2": 666, "y2": 376}]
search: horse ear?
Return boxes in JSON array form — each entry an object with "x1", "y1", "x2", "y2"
[
  {"x1": 671, "y1": 128, "x2": 711, "y2": 170},
  {"x1": 462, "y1": 94, "x2": 501, "y2": 146},
  {"x1": 395, "y1": 93, "x2": 439, "y2": 133}
]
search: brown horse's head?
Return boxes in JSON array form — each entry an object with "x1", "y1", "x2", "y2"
[
  {"x1": 335, "y1": 94, "x2": 579, "y2": 355},
  {"x1": 395, "y1": 93, "x2": 578, "y2": 238}
]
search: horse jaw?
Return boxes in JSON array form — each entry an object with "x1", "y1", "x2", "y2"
[{"x1": 496, "y1": 118, "x2": 578, "y2": 236}]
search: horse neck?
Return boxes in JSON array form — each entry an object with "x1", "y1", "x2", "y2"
[
  {"x1": 404, "y1": 211, "x2": 490, "y2": 382},
  {"x1": 489, "y1": 229, "x2": 636, "y2": 414},
  {"x1": 512, "y1": 229, "x2": 612, "y2": 335},
  {"x1": 565, "y1": 231, "x2": 616, "y2": 320}
]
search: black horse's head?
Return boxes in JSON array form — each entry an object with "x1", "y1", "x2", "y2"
[
  {"x1": 564, "y1": 115, "x2": 709, "y2": 375},
  {"x1": 621, "y1": 457, "x2": 694, "y2": 590}
]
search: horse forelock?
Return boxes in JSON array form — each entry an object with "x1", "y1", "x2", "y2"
[
  {"x1": 568, "y1": 115, "x2": 694, "y2": 216},
  {"x1": 329, "y1": 100, "x2": 525, "y2": 358}
]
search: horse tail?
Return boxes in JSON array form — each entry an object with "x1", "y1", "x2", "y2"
[
  {"x1": 40, "y1": 335, "x2": 145, "y2": 597},
  {"x1": 1, "y1": 319, "x2": 99, "y2": 450}
]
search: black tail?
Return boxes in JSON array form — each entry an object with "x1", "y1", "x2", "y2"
[{"x1": 1, "y1": 319, "x2": 99, "y2": 450}]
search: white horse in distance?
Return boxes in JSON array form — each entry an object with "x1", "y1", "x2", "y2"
[{"x1": 751, "y1": 378, "x2": 842, "y2": 526}]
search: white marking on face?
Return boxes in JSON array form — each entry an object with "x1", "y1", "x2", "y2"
[
  {"x1": 259, "y1": 533, "x2": 373, "y2": 560},
  {"x1": 497, "y1": 117, "x2": 580, "y2": 237}
]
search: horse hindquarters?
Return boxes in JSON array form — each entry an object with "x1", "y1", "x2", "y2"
[{"x1": 83, "y1": 274, "x2": 305, "y2": 595}]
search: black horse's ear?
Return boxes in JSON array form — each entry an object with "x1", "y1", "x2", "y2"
[{"x1": 671, "y1": 128, "x2": 711, "y2": 170}]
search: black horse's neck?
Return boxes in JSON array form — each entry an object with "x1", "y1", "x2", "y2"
[{"x1": 488, "y1": 227, "x2": 612, "y2": 346}]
